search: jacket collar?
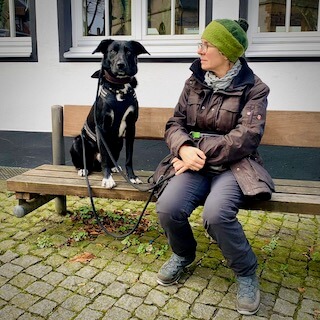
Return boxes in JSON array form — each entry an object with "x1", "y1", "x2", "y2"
[{"x1": 190, "y1": 57, "x2": 255, "y2": 89}]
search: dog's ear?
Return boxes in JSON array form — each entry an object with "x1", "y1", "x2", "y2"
[
  {"x1": 130, "y1": 41, "x2": 150, "y2": 56},
  {"x1": 92, "y1": 39, "x2": 114, "y2": 54}
]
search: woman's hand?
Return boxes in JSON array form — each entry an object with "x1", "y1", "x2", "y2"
[{"x1": 172, "y1": 145, "x2": 206, "y2": 175}]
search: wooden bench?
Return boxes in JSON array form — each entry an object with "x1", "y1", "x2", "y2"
[{"x1": 6, "y1": 105, "x2": 320, "y2": 217}]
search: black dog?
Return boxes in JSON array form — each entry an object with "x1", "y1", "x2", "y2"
[{"x1": 70, "y1": 39, "x2": 149, "y2": 189}]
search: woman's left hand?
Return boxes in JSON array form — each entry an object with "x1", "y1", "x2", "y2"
[{"x1": 171, "y1": 157, "x2": 189, "y2": 175}]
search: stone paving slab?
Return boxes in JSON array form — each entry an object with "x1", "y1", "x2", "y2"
[{"x1": 0, "y1": 181, "x2": 320, "y2": 319}]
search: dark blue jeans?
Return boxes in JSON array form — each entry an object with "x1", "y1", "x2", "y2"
[{"x1": 156, "y1": 170, "x2": 257, "y2": 277}]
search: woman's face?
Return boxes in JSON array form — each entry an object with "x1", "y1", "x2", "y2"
[{"x1": 198, "y1": 40, "x2": 232, "y2": 78}]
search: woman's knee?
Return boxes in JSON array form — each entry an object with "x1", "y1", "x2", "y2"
[
  {"x1": 156, "y1": 197, "x2": 188, "y2": 225},
  {"x1": 202, "y1": 200, "x2": 239, "y2": 230},
  {"x1": 202, "y1": 205, "x2": 224, "y2": 228}
]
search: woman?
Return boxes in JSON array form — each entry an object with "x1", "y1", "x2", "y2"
[{"x1": 155, "y1": 18, "x2": 274, "y2": 316}]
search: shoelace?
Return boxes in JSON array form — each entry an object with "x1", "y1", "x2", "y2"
[
  {"x1": 238, "y1": 277, "x2": 256, "y2": 299},
  {"x1": 162, "y1": 255, "x2": 183, "y2": 272}
]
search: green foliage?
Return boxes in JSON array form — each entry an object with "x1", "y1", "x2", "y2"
[
  {"x1": 78, "y1": 206, "x2": 93, "y2": 220},
  {"x1": 36, "y1": 235, "x2": 53, "y2": 249},
  {"x1": 121, "y1": 236, "x2": 168, "y2": 256},
  {"x1": 71, "y1": 230, "x2": 89, "y2": 242},
  {"x1": 311, "y1": 251, "x2": 320, "y2": 262},
  {"x1": 261, "y1": 235, "x2": 279, "y2": 255},
  {"x1": 280, "y1": 263, "x2": 289, "y2": 275}
]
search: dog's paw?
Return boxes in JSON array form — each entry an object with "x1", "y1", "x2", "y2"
[
  {"x1": 78, "y1": 169, "x2": 88, "y2": 177},
  {"x1": 102, "y1": 176, "x2": 116, "y2": 189},
  {"x1": 130, "y1": 177, "x2": 143, "y2": 184},
  {"x1": 111, "y1": 166, "x2": 122, "y2": 173}
]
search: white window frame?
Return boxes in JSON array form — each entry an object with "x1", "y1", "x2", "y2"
[
  {"x1": 64, "y1": 0, "x2": 206, "y2": 59},
  {"x1": 246, "y1": 0, "x2": 320, "y2": 58},
  {"x1": 0, "y1": 0, "x2": 32, "y2": 58}
]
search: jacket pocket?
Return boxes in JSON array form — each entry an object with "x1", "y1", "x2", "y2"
[
  {"x1": 186, "y1": 96, "x2": 200, "y2": 126},
  {"x1": 216, "y1": 97, "x2": 241, "y2": 132}
]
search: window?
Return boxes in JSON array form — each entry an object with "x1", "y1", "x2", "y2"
[
  {"x1": 247, "y1": 0, "x2": 320, "y2": 58},
  {"x1": 64, "y1": 0, "x2": 207, "y2": 59},
  {"x1": 0, "y1": 0, "x2": 36, "y2": 59}
]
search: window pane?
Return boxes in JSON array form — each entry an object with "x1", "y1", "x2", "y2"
[
  {"x1": 83, "y1": 0, "x2": 131, "y2": 36},
  {"x1": 290, "y1": 0, "x2": 318, "y2": 31},
  {"x1": 0, "y1": 0, "x2": 10, "y2": 37},
  {"x1": 0, "y1": 0, "x2": 30, "y2": 37},
  {"x1": 109, "y1": 0, "x2": 131, "y2": 35},
  {"x1": 83, "y1": 0, "x2": 105, "y2": 36},
  {"x1": 258, "y1": 0, "x2": 286, "y2": 32},
  {"x1": 175, "y1": 0, "x2": 199, "y2": 35},
  {"x1": 15, "y1": 0, "x2": 30, "y2": 36},
  {"x1": 148, "y1": 0, "x2": 171, "y2": 35}
]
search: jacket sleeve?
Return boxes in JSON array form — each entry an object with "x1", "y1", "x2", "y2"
[
  {"x1": 164, "y1": 79, "x2": 196, "y2": 157},
  {"x1": 198, "y1": 77, "x2": 270, "y2": 166}
]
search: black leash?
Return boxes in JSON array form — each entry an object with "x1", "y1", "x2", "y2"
[{"x1": 79, "y1": 67, "x2": 173, "y2": 238}]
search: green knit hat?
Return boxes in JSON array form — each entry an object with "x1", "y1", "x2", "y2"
[{"x1": 201, "y1": 19, "x2": 249, "y2": 63}]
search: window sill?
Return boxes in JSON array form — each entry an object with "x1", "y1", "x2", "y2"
[
  {"x1": 63, "y1": 40, "x2": 200, "y2": 59},
  {"x1": 0, "y1": 37, "x2": 32, "y2": 58}
]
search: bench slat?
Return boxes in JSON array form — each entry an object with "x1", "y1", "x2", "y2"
[
  {"x1": 261, "y1": 111, "x2": 320, "y2": 147},
  {"x1": 14, "y1": 165, "x2": 320, "y2": 196},
  {"x1": 7, "y1": 173, "x2": 153, "y2": 201},
  {"x1": 245, "y1": 193, "x2": 320, "y2": 214},
  {"x1": 19, "y1": 167, "x2": 148, "y2": 180}
]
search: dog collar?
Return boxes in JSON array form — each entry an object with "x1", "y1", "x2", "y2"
[{"x1": 103, "y1": 70, "x2": 133, "y2": 85}]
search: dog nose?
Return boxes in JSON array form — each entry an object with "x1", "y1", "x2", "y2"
[{"x1": 117, "y1": 61, "x2": 125, "y2": 70}]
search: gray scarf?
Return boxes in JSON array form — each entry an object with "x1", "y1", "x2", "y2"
[{"x1": 204, "y1": 60, "x2": 242, "y2": 92}]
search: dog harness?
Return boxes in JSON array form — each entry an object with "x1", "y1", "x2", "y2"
[{"x1": 83, "y1": 121, "x2": 97, "y2": 142}]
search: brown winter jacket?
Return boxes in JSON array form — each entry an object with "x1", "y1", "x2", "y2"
[{"x1": 163, "y1": 58, "x2": 275, "y2": 200}]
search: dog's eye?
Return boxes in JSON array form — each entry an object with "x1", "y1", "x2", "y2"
[{"x1": 109, "y1": 49, "x2": 117, "y2": 57}]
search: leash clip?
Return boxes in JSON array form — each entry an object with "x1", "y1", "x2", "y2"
[{"x1": 190, "y1": 131, "x2": 201, "y2": 139}]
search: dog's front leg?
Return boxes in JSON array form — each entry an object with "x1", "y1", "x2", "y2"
[
  {"x1": 101, "y1": 167, "x2": 116, "y2": 189},
  {"x1": 98, "y1": 136, "x2": 117, "y2": 189},
  {"x1": 125, "y1": 125, "x2": 142, "y2": 185}
]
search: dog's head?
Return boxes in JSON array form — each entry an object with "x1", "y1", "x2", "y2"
[{"x1": 92, "y1": 39, "x2": 149, "y2": 78}]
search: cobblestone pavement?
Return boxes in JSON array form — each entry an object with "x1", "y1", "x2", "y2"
[{"x1": 0, "y1": 180, "x2": 320, "y2": 320}]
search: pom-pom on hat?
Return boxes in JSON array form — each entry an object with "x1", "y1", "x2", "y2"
[{"x1": 201, "y1": 18, "x2": 249, "y2": 63}]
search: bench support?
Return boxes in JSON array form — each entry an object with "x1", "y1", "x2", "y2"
[
  {"x1": 14, "y1": 195, "x2": 56, "y2": 218},
  {"x1": 51, "y1": 105, "x2": 67, "y2": 214}
]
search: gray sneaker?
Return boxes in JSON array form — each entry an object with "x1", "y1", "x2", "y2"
[
  {"x1": 236, "y1": 274, "x2": 260, "y2": 315},
  {"x1": 157, "y1": 253, "x2": 195, "y2": 286}
]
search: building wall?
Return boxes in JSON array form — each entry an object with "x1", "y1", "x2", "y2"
[{"x1": 0, "y1": 0, "x2": 319, "y2": 132}]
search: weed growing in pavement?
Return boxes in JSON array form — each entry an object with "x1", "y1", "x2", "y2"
[
  {"x1": 121, "y1": 236, "x2": 168, "y2": 256},
  {"x1": 279, "y1": 263, "x2": 289, "y2": 275},
  {"x1": 69, "y1": 205, "x2": 160, "y2": 237},
  {"x1": 303, "y1": 246, "x2": 320, "y2": 262},
  {"x1": 71, "y1": 230, "x2": 89, "y2": 242},
  {"x1": 36, "y1": 235, "x2": 54, "y2": 248},
  {"x1": 311, "y1": 251, "x2": 320, "y2": 262},
  {"x1": 66, "y1": 205, "x2": 167, "y2": 257},
  {"x1": 261, "y1": 235, "x2": 279, "y2": 255}
]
